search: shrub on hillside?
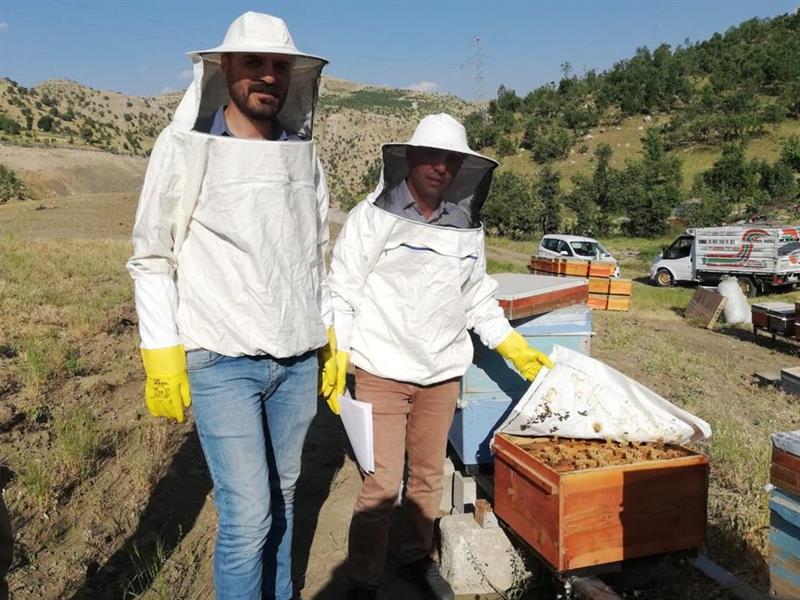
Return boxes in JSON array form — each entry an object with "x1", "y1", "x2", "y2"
[
  {"x1": 780, "y1": 135, "x2": 800, "y2": 172},
  {"x1": 0, "y1": 113, "x2": 21, "y2": 135},
  {"x1": 496, "y1": 135, "x2": 516, "y2": 158},
  {"x1": 37, "y1": 115, "x2": 54, "y2": 132},
  {"x1": 521, "y1": 121, "x2": 573, "y2": 163},
  {"x1": 0, "y1": 164, "x2": 30, "y2": 203}
]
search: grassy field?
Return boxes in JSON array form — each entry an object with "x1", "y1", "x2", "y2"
[{"x1": 1, "y1": 199, "x2": 798, "y2": 598}]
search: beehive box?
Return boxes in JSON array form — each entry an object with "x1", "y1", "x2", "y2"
[
  {"x1": 770, "y1": 489, "x2": 800, "y2": 599},
  {"x1": 493, "y1": 433, "x2": 709, "y2": 572},
  {"x1": 752, "y1": 302, "x2": 795, "y2": 332},
  {"x1": 493, "y1": 273, "x2": 588, "y2": 321},
  {"x1": 770, "y1": 431, "x2": 800, "y2": 599},
  {"x1": 530, "y1": 257, "x2": 615, "y2": 279},
  {"x1": 771, "y1": 431, "x2": 800, "y2": 499}
]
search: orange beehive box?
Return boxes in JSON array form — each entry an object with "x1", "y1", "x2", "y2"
[
  {"x1": 589, "y1": 278, "x2": 633, "y2": 296},
  {"x1": 587, "y1": 294, "x2": 609, "y2": 310},
  {"x1": 588, "y1": 262, "x2": 615, "y2": 278},
  {"x1": 493, "y1": 433, "x2": 709, "y2": 572},
  {"x1": 606, "y1": 296, "x2": 632, "y2": 311}
]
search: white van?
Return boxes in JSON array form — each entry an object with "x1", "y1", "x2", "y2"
[{"x1": 538, "y1": 234, "x2": 620, "y2": 277}]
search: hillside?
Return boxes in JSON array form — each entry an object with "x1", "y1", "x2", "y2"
[{"x1": 0, "y1": 75, "x2": 468, "y2": 201}]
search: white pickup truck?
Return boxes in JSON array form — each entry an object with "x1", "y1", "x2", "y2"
[{"x1": 650, "y1": 226, "x2": 800, "y2": 296}]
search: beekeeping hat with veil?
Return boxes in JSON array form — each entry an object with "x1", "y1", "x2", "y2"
[
  {"x1": 172, "y1": 11, "x2": 328, "y2": 137},
  {"x1": 376, "y1": 113, "x2": 499, "y2": 228}
]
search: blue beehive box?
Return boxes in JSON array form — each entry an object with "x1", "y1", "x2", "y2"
[
  {"x1": 770, "y1": 430, "x2": 800, "y2": 599},
  {"x1": 770, "y1": 488, "x2": 800, "y2": 599},
  {"x1": 448, "y1": 304, "x2": 592, "y2": 467}
]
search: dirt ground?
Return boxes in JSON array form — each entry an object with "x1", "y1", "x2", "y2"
[{"x1": 1, "y1": 189, "x2": 798, "y2": 599}]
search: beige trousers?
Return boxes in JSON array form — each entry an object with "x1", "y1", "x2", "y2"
[{"x1": 346, "y1": 368, "x2": 459, "y2": 588}]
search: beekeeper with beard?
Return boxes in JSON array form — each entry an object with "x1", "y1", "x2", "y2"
[
  {"x1": 126, "y1": 12, "x2": 337, "y2": 600},
  {"x1": 327, "y1": 113, "x2": 553, "y2": 600}
]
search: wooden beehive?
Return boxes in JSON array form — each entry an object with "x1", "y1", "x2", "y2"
[
  {"x1": 770, "y1": 431, "x2": 800, "y2": 599},
  {"x1": 493, "y1": 273, "x2": 588, "y2": 321},
  {"x1": 493, "y1": 433, "x2": 709, "y2": 572},
  {"x1": 531, "y1": 257, "x2": 631, "y2": 312}
]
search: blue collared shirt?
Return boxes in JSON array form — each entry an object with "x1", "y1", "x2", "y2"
[
  {"x1": 204, "y1": 106, "x2": 302, "y2": 141},
  {"x1": 375, "y1": 180, "x2": 473, "y2": 228}
]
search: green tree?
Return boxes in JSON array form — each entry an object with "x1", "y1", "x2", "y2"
[
  {"x1": 756, "y1": 159, "x2": 798, "y2": 202},
  {"x1": 482, "y1": 171, "x2": 538, "y2": 239},
  {"x1": 36, "y1": 115, "x2": 54, "y2": 132},
  {"x1": 618, "y1": 130, "x2": 683, "y2": 236},
  {"x1": 0, "y1": 164, "x2": 29, "y2": 203},
  {"x1": 496, "y1": 135, "x2": 516, "y2": 158},
  {"x1": 0, "y1": 113, "x2": 21, "y2": 135},
  {"x1": 522, "y1": 121, "x2": 573, "y2": 163},
  {"x1": 463, "y1": 111, "x2": 497, "y2": 149},
  {"x1": 684, "y1": 191, "x2": 731, "y2": 227},
  {"x1": 703, "y1": 143, "x2": 758, "y2": 202},
  {"x1": 572, "y1": 194, "x2": 599, "y2": 236},
  {"x1": 592, "y1": 143, "x2": 614, "y2": 211},
  {"x1": 493, "y1": 85, "x2": 522, "y2": 113},
  {"x1": 536, "y1": 166, "x2": 562, "y2": 234},
  {"x1": 780, "y1": 135, "x2": 800, "y2": 172}
]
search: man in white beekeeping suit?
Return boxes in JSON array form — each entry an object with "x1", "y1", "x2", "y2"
[
  {"x1": 126, "y1": 12, "x2": 338, "y2": 600},
  {"x1": 326, "y1": 113, "x2": 553, "y2": 600}
]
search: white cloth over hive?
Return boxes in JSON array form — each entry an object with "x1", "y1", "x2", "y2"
[{"x1": 496, "y1": 345, "x2": 711, "y2": 444}]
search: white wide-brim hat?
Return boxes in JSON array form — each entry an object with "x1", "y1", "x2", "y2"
[
  {"x1": 381, "y1": 113, "x2": 497, "y2": 191},
  {"x1": 378, "y1": 114, "x2": 498, "y2": 225},
  {"x1": 385, "y1": 113, "x2": 496, "y2": 167},
  {"x1": 188, "y1": 11, "x2": 327, "y2": 68}
]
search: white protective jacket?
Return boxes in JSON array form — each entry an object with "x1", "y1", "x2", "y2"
[
  {"x1": 329, "y1": 114, "x2": 512, "y2": 385},
  {"x1": 126, "y1": 16, "x2": 331, "y2": 358}
]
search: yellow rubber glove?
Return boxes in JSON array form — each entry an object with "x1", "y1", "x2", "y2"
[
  {"x1": 141, "y1": 345, "x2": 192, "y2": 423},
  {"x1": 318, "y1": 327, "x2": 338, "y2": 400},
  {"x1": 495, "y1": 331, "x2": 554, "y2": 381},
  {"x1": 326, "y1": 350, "x2": 350, "y2": 415}
]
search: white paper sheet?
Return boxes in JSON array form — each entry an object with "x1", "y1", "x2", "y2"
[{"x1": 340, "y1": 391, "x2": 374, "y2": 473}]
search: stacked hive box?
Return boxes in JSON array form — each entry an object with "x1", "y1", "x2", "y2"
[
  {"x1": 796, "y1": 301, "x2": 800, "y2": 339},
  {"x1": 769, "y1": 431, "x2": 800, "y2": 599},
  {"x1": 529, "y1": 257, "x2": 632, "y2": 311},
  {"x1": 752, "y1": 302, "x2": 796, "y2": 337}
]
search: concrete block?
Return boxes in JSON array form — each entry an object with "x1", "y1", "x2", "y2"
[
  {"x1": 439, "y1": 513, "x2": 528, "y2": 596},
  {"x1": 452, "y1": 471, "x2": 476, "y2": 514},
  {"x1": 439, "y1": 458, "x2": 455, "y2": 514}
]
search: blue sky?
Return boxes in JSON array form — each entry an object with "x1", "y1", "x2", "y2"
[{"x1": 0, "y1": 1, "x2": 797, "y2": 100}]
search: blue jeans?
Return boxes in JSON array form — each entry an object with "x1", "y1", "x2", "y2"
[{"x1": 187, "y1": 349, "x2": 318, "y2": 600}]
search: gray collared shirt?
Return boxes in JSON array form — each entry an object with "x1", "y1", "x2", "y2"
[
  {"x1": 375, "y1": 180, "x2": 472, "y2": 228},
  {"x1": 202, "y1": 106, "x2": 302, "y2": 141}
]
